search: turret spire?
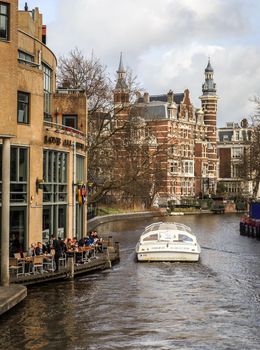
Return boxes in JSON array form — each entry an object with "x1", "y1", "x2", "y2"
[
  {"x1": 115, "y1": 52, "x2": 128, "y2": 90},
  {"x1": 117, "y1": 52, "x2": 125, "y2": 74},
  {"x1": 205, "y1": 57, "x2": 213, "y2": 73},
  {"x1": 202, "y1": 58, "x2": 216, "y2": 96}
]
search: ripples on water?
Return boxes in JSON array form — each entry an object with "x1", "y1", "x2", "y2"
[{"x1": 0, "y1": 214, "x2": 260, "y2": 350}]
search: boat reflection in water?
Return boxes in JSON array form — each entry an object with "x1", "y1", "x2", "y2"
[{"x1": 135, "y1": 221, "x2": 201, "y2": 262}]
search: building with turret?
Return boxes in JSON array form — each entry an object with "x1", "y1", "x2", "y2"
[{"x1": 112, "y1": 56, "x2": 218, "y2": 206}]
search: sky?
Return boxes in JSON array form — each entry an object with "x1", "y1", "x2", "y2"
[{"x1": 19, "y1": 0, "x2": 260, "y2": 127}]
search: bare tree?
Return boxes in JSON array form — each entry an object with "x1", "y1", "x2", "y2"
[
  {"x1": 57, "y1": 49, "x2": 146, "y2": 206},
  {"x1": 238, "y1": 99, "x2": 260, "y2": 198},
  {"x1": 58, "y1": 48, "x2": 112, "y2": 113}
]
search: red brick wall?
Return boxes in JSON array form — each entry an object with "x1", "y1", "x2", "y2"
[{"x1": 219, "y1": 148, "x2": 231, "y2": 178}]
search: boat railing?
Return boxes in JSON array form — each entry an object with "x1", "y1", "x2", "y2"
[{"x1": 143, "y1": 222, "x2": 192, "y2": 234}]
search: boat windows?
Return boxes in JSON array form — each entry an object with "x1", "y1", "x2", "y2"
[
  {"x1": 159, "y1": 232, "x2": 175, "y2": 241},
  {"x1": 178, "y1": 234, "x2": 193, "y2": 242},
  {"x1": 143, "y1": 234, "x2": 158, "y2": 241}
]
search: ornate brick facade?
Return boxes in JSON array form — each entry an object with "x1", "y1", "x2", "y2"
[
  {"x1": 113, "y1": 56, "x2": 218, "y2": 206},
  {"x1": 217, "y1": 120, "x2": 253, "y2": 195}
]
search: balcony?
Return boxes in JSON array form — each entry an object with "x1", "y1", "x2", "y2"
[{"x1": 44, "y1": 121, "x2": 87, "y2": 141}]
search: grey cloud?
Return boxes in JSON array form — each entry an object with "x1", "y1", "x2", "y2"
[{"x1": 36, "y1": 0, "x2": 260, "y2": 126}]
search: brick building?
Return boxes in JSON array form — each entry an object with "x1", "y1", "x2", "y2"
[
  {"x1": 113, "y1": 56, "x2": 218, "y2": 206},
  {"x1": 217, "y1": 119, "x2": 253, "y2": 195},
  {"x1": 0, "y1": 1, "x2": 88, "y2": 253}
]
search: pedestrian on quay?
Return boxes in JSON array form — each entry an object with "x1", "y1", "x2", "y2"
[{"x1": 52, "y1": 235, "x2": 63, "y2": 272}]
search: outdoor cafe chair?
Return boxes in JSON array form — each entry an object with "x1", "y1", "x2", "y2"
[
  {"x1": 59, "y1": 253, "x2": 67, "y2": 267},
  {"x1": 9, "y1": 257, "x2": 24, "y2": 277},
  {"x1": 43, "y1": 254, "x2": 55, "y2": 272},
  {"x1": 32, "y1": 255, "x2": 44, "y2": 274}
]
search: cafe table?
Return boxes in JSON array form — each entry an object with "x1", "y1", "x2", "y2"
[{"x1": 66, "y1": 246, "x2": 95, "y2": 263}]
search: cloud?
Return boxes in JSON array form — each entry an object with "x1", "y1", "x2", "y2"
[{"x1": 19, "y1": 0, "x2": 260, "y2": 126}]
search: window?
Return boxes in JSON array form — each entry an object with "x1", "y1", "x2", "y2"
[
  {"x1": 10, "y1": 147, "x2": 28, "y2": 203},
  {"x1": 76, "y1": 155, "x2": 85, "y2": 182},
  {"x1": 63, "y1": 115, "x2": 78, "y2": 129},
  {"x1": 170, "y1": 161, "x2": 179, "y2": 174},
  {"x1": 179, "y1": 234, "x2": 193, "y2": 242},
  {"x1": 182, "y1": 160, "x2": 194, "y2": 176},
  {"x1": 43, "y1": 150, "x2": 67, "y2": 203},
  {"x1": 234, "y1": 130, "x2": 240, "y2": 141},
  {"x1": 18, "y1": 50, "x2": 34, "y2": 65},
  {"x1": 202, "y1": 163, "x2": 208, "y2": 177},
  {"x1": 42, "y1": 63, "x2": 52, "y2": 121},
  {"x1": 17, "y1": 92, "x2": 30, "y2": 124},
  {"x1": 169, "y1": 144, "x2": 178, "y2": 156},
  {"x1": 223, "y1": 135, "x2": 229, "y2": 142},
  {"x1": 143, "y1": 234, "x2": 158, "y2": 241},
  {"x1": 0, "y1": 2, "x2": 9, "y2": 40},
  {"x1": 233, "y1": 147, "x2": 243, "y2": 158},
  {"x1": 232, "y1": 164, "x2": 240, "y2": 178}
]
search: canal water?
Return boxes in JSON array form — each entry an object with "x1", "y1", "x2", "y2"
[{"x1": 1, "y1": 214, "x2": 260, "y2": 350}]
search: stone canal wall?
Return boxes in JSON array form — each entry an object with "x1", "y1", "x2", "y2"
[
  {"x1": 88, "y1": 210, "x2": 165, "y2": 231},
  {"x1": 0, "y1": 285, "x2": 27, "y2": 316}
]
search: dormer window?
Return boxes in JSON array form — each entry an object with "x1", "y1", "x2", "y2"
[{"x1": 0, "y1": 2, "x2": 9, "y2": 40}]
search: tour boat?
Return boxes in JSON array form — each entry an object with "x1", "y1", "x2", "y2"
[{"x1": 135, "y1": 222, "x2": 201, "y2": 262}]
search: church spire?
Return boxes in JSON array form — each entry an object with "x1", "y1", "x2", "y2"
[
  {"x1": 115, "y1": 52, "x2": 128, "y2": 90},
  {"x1": 202, "y1": 57, "x2": 216, "y2": 96},
  {"x1": 117, "y1": 52, "x2": 125, "y2": 74},
  {"x1": 114, "y1": 53, "x2": 129, "y2": 105}
]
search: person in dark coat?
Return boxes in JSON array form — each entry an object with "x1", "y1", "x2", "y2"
[{"x1": 52, "y1": 236, "x2": 63, "y2": 271}]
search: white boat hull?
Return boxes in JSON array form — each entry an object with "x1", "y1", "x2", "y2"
[
  {"x1": 136, "y1": 250, "x2": 200, "y2": 262},
  {"x1": 136, "y1": 243, "x2": 201, "y2": 262}
]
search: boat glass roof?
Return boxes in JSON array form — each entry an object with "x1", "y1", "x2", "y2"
[{"x1": 144, "y1": 222, "x2": 192, "y2": 234}]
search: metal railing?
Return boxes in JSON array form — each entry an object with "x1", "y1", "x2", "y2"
[{"x1": 44, "y1": 121, "x2": 87, "y2": 140}]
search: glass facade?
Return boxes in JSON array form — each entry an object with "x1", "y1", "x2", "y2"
[
  {"x1": 0, "y1": 146, "x2": 28, "y2": 254},
  {"x1": 42, "y1": 150, "x2": 68, "y2": 240}
]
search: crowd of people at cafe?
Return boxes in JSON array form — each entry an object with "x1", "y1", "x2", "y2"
[{"x1": 10, "y1": 231, "x2": 103, "y2": 272}]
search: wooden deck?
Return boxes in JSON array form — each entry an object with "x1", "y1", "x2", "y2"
[{"x1": 10, "y1": 250, "x2": 119, "y2": 286}]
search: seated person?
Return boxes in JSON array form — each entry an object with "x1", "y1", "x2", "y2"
[
  {"x1": 28, "y1": 243, "x2": 36, "y2": 256},
  {"x1": 92, "y1": 231, "x2": 103, "y2": 252},
  {"x1": 86, "y1": 235, "x2": 94, "y2": 246},
  {"x1": 78, "y1": 237, "x2": 85, "y2": 247},
  {"x1": 35, "y1": 242, "x2": 43, "y2": 255}
]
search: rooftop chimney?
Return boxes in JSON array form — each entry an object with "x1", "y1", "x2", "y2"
[{"x1": 143, "y1": 92, "x2": 150, "y2": 104}]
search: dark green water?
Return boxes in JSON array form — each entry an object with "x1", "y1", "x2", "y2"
[{"x1": 1, "y1": 214, "x2": 260, "y2": 349}]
